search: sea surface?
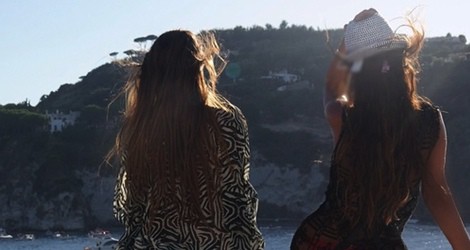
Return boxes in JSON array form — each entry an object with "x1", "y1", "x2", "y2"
[{"x1": 0, "y1": 221, "x2": 467, "y2": 250}]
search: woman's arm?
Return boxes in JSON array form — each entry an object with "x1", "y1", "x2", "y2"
[
  {"x1": 421, "y1": 111, "x2": 470, "y2": 249},
  {"x1": 218, "y1": 106, "x2": 264, "y2": 249},
  {"x1": 324, "y1": 41, "x2": 348, "y2": 144},
  {"x1": 324, "y1": 9, "x2": 378, "y2": 143}
]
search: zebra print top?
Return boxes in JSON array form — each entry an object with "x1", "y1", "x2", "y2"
[{"x1": 113, "y1": 104, "x2": 264, "y2": 250}]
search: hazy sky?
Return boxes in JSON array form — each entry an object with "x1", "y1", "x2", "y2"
[{"x1": 0, "y1": 1, "x2": 468, "y2": 105}]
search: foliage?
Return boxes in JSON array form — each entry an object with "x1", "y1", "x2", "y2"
[
  {"x1": 0, "y1": 107, "x2": 47, "y2": 135},
  {"x1": 36, "y1": 63, "x2": 129, "y2": 112}
]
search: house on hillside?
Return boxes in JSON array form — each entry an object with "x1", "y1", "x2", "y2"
[
  {"x1": 261, "y1": 70, "x2": 299, "y2": 83},
  {"x1": 448, "y1": 52, "x2": 470, "y2": 62},
  {"x1": 45, "y1": 110, "x2": 81, "y2": 133},
  {"x1": 425, "y1": 35, "x2": 467, "y2": 51}
]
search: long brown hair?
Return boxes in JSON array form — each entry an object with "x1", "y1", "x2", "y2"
[
  {"x1": 334, "y1": 21, "x2": 427, "y2": 231},
  {"x1": 113, "y1": 30, "x2": 229, "y2": 219}
]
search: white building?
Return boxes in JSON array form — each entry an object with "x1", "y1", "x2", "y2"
[
  {"x1": 45, "y1": 110, "x2": 81, "y2": 133},
  {"x1": 261, "y1": 69, "x2": 299, "y2": 83}
]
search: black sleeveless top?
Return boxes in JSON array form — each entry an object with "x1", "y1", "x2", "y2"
[{"x1": 291, "y1": 103, "x2": 441, "y2": 250}]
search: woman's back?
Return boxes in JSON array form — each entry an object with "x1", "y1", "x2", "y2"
[
  {"x1": 330, "y1": 102, "x2": 439, "y2": 242},
  {"x1": 114, "y1": 105, "x2": 264, "y2": 249},
  {"x1": 112, "y1": 30, "x2": 264, "y2": 249},
  {"x1": 291, "y1": 102, "x2": 441, "y2": 249},
  {"x1": 292, "y1": 9, "x2": 470, "y2": 249}
]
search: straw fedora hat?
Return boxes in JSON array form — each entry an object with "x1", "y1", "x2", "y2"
[{"x1": 342, "y1": 12, "x2": 408, "y2": 72}]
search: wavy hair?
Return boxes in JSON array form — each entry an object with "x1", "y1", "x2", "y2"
[
  {"x1": 113, "y1": 30, "x2": 229, "y2": 219},
  {"x1": 334, "y1": 20, "x2": 428, "y2": 232}
]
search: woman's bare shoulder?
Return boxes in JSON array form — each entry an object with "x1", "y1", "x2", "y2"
[{"x1": 324, "y1": 99, "x2": 347, "y2": 142}]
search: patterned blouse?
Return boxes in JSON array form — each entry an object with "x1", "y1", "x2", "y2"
[{"x1": 113, "y1": 104, "x2": 264, "y2": 250}]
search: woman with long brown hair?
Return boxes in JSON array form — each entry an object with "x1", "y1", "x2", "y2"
[
  {"x1": 291, "y1": 9, "x2": 470, "y2": 249},
  {"x1": 112, "y1": 30, "x2": 264, "y2": 249}
]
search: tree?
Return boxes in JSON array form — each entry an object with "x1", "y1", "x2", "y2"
[
  {"x1": 3, "y1": 100, "x2": 34, "y2": 112},
  {"x1": 133, "y1": 37, "x2": 147, "y2": 49},
  {"x1": 250, "y1": 25, "x2": 264, "y2": 31},
  {"x1": 109, "y1": 52, "x2": 118, "y2": 61},
  {"x1": 279, "y1": 20, "x2": 288, "y2": 30},
  {"x1": 40, "y1": 94, "x2": 49, "y2": 102},
  {"x1": 458, "y1": 34, "x2": 467, "y2": 44},
  {"x1": 123, "y1": 49, "x2": 137, "y2": 58},
  {"x1": 0, "y1": 108, "x2": 47, "y2": 135},
  {"x1": 79, "y1": 104, "x2": 106, "y2": 124},
  {"x1": 145, "y1": 34, "x2": 158, "y2": 41},
  {"x1": 234, "y1": 26, "x2": 246, "y2": 32}
]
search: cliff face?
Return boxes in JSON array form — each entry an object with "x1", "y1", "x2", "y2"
[
  {"x1": 0, "y1": 171, "x2": 112, "y2": 230},
  {"x1": 0, "y1": 63, "x2": 127, "y2": 231},
  {"x1": 0, "y1": 150, "x2": 330, "y2": 231},
  {"x1": 0, "y1": 92, "x2": 333, "y2": 231}
]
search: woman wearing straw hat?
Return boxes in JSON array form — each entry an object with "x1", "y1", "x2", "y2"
[
  {"x1": 111, "y1": 30, "x2": 264, "y2": 249},
  {"x1": 291, "y1": 9, "x2": 470, "y2": 250}
]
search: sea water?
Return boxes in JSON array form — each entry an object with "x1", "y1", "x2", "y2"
[{"x1": 0, "y1": 222, "x2": 466, "y2": 250}]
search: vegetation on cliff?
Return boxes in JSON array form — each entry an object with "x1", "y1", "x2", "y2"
[{"x1": 0, "y1": 23, "x2": 469, "y2": 229}]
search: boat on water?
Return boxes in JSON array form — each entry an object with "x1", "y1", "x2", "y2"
[
  {"x1": 84, "y1": 228, "x2": 117, "y2": 249},
  {"x1": 17, "y1": 233, "x2": 35, "y2": 240},
  {"x1": 15, "y1": 233, "x2": 36, "y2": 240},
  {"x1": 46, "y1": 231, "x2": 75, "y2": 240},
  {"x1": 88, "y1": 228, "x2": 112, "y2": 239},
  {"x1": 84, "y1": 236, "x2": 118, "y2": 250},
  {"x1": 0, "y1": 228, "x2": 13, "y2": 239}
]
